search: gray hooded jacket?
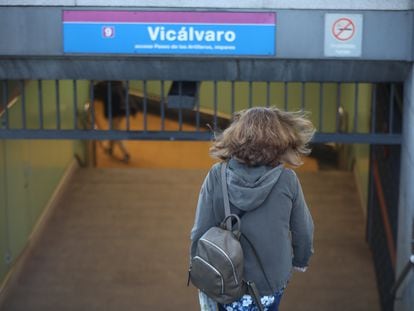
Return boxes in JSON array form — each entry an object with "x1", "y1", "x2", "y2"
[{"x1": 190, "y1": 159, "x2": 314, "y2": 295}]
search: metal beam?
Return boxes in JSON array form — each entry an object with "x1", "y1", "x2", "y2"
[
  {"x1": 0, "y1": 8, "x2": 412, "y2": 61},
  {"x1": 1, "y1": 0, "x2": 413, "y2": 10},
  {"x1": 0, "y1": 58, "x2": 410, "y2": 82},
  {"x1": 0, "y1": 130, "x2": 214, "y2": 141},
  {"x1": 0, "y1": 129, "x2": 402, "y2": 144},
  {"x1": 395, "y1": 64, "x2": 414, "y2": 311},
  {"x1": 313, "y1": 133, "x2": 402, "y2": 144}
]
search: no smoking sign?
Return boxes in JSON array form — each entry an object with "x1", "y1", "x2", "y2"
[
  {"x1": 324, "y1": 14, "x2": 363, "y2": 57},
  {"x1": 332, "y1": 18, "x2": 355, "y2": 41}
]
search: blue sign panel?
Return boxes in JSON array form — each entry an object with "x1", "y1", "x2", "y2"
[{"x1": 63, "y1": 11, "x2": 276, "y2": 56}]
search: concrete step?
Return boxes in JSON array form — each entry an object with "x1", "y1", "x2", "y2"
[
  {"x1": 281, "y1": 171, "x2": 380, "y2": 311},
  {"x1": 0, "y1": 168, "x2": 380, "y2": 311}
]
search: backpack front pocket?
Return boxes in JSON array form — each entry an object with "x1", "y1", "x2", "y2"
[{"x1": 190, "y1": 256, "x2": 224, "y2": 295}]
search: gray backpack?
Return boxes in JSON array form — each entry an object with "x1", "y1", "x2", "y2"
[{"x1": 188, "y1": 162, "x2": 266, "y2": 310}]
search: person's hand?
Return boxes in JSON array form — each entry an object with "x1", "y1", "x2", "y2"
[{"x1": 293, "y1": 266, "x2": 307, "y2": 272}]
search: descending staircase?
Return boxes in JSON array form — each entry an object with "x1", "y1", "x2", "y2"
[
  {"x1": 281, "y1": 171, "x2": 380, "y2": 311},
  {"x1": 0, "y1": 168, "x2": 379, "y2": 311}
]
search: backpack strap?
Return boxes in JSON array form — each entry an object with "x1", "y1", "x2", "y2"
[
  {"x1": 221, "y1": 162, "x2": 232, "y2": 230},
  {"x1": 247, "y1": 281, "x2": 265, "y2": 311},
  {"x1": 241, "y1": 232, "x2": 275, "y2": 294},
  {"x1": 221, "y1": 162, "x2": 266, "y2": 311}
]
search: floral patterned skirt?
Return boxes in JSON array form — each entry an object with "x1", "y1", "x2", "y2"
[
  {"x1": 218, "y1": 290, "x2": 284, "y2": 311},
  {"x1": 198, "y1": 289, "x2": 284, "y2": 311}
]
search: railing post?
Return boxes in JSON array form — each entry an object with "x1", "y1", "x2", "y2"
[{"x1": 395, "y1": 65, "x2": 414, "y2": 311}]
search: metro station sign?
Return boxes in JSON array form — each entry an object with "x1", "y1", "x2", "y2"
[{"x1": 63, "y1": 11, "x2": 276, "y2": 56}]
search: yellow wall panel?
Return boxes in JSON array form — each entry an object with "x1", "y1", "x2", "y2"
[{"x1": 0, "y1": 80, "x2": 89, "y2": 286}]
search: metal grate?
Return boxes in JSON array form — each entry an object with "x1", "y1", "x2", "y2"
[{"x1": 0, "y1": 79, "x2": 403, "y2": 144}]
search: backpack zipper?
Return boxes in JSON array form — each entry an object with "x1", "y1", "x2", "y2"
[
  {"x1": 193, "y1": 256, "x2": 224, "y2": 294},
  {"x1": 199, "y1": 238, "x2": 239, "y2": 285}
]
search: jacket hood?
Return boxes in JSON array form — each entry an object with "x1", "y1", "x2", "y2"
[{"x1": 226, "y1": 158, "x2": 283, "y2": 211}]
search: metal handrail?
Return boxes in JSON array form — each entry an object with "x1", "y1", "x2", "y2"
[
  {"x1": 372, "y1": 159, "x2": 397, "y2": 268},
  {"x1": 391, "y1": 255, "x2": 414, "y2": 296}
]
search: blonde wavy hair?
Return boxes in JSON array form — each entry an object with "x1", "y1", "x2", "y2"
[{"x1": 210, "y1": 107, "x2": 315, "y2": 167}]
